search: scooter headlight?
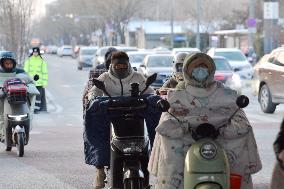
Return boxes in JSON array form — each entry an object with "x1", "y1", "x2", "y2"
[
  {"x1": 112, "y1": 138, "x2": 149, "y2": 154},
  {"x1": 200, "y1": 142, "x2": 217, "y2": 160},
  {"x1": 7, "y1": 114, "x2": 28, "y2": 121}
]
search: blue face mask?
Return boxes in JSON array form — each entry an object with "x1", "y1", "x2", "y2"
[{"x1": 192, "y1": 67, "x2": 209, "y2": 82}]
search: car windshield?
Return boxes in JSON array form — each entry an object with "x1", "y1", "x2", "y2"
[
  {"x1": 147, "y1": 56, "x2": 173, "y2": 67},
  {"x1": 81, "y1": 49, "x2": 97, "y2": 55},
  {"x1": 63, "y1": 48, "x2": 72, "y2": 52},
  {"x1": 215, "y1": 51, "x2": 246, "y2": 61},
  {"x1": 97, "y1": 48, "x2": 108, "y2": 56},
  {"x1": 129, "y1": 54, "x2": 148, "y2": 63},
  {"x1": 214, "y1": 58, "x2": 232, "y2": 71}
]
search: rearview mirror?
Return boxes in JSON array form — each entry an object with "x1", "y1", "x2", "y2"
[
  {"x1": 145, "y1": 73, "x2": 157, "y2": 88},
  {"x1": 140, "y1": 73, "x2": 157, "y2": 95},
  {"x1": 236, "y1": 95, "x2": 249, "y2": 108},
  {"x1": 92, "y1": 79, "x2": 112, "y2": 98}
]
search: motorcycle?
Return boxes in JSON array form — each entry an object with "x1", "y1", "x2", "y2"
[
  {"x1": 177, "y1": 95, "x2": 249, "y2": 189},
  {"x1": 0, "y1": 75, "x2": 39, "y2": 157},
  {"x1": 91, "y1": 73, "x2": 168, "y2": 189}
]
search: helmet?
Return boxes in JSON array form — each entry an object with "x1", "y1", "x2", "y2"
[
  {"x1": 173, "y1": 52, "x2": 189, "y2": 80},
  {"x1": 0, "y1": 51, "x2": 16, "y2": 72},
  {"x1": 104, "y1": 47, "x2": 118, "y2": 69}
]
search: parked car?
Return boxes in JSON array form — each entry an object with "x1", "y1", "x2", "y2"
[
  {"x1": 138, "y1": 54, "x2": 173, "y2": 89},
  {"x1": 253, "y1": 47, "x2": 284, "y2": 113},
  {"x1": 252, "y1": 54, "x2": 270, "y2": 96},
  {"x1": 92, "y1": 46, "x2": 112, "y2": 68},
  {"x1": 213, "y1": 56, "x2": 242, "y2": 94},
  {"x1": 207, "y1": 48, "x2": 253, "y2": 79},
  {"x1": 172, "y1": 47, "x2": 200, "y2": 55},
  {"x1": 116, "y1": 46, "x2": 138, "y2": 52},
  {"x1": 46, "y1": 45, "x2": 58, "y2": 54},
  {"x1": 77, "y1": 46, "x2": 98, "y2": 70},
  {"x1": 127, "y1": 51, "x2": 153, "y2": 71},
  {"x1": 57, "y1": 46, "x2": 73, "y2": 57}
]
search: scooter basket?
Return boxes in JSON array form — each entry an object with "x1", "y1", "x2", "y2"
[{"x1": 3, "y1": 78, "x2": 28, "y2": 104}]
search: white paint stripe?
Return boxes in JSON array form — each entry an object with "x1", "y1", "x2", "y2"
[{"x1": 45, "y1": 89, "x2": 63, "y2": 113}]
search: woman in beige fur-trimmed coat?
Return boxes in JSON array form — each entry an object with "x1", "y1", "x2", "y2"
[{"x1": 148, "y1": 52, "x2": 262, "y2": 189}]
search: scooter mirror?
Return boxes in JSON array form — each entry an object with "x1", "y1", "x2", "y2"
[
  {"x1": 92, "y1": 79, "x2": 112, "y2": 98},
  {"x1": 34, "y1": 74, "x2": 40, "y2": 81},
  {"x1": 145, "y1": 73, "x2": 157, "y2": 88},
  {"x1": 140, "y1": 73, "x2": 157, "y2": 95},
  {"x1": 236, "y1": 95, "x2": 249, "y2": 108}
]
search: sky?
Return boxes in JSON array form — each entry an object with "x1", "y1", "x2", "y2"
[{"x1": 34, "y1": 0, "x2": 56, "y2": 17}]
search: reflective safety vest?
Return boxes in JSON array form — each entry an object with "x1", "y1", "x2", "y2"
[{"x1": 24, "y1": 56, "x2": 48, "y2": 87}]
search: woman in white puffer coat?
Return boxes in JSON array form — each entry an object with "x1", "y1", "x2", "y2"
[{"x1": 148, "y1": 52, "x2": 262, "y2": 189}]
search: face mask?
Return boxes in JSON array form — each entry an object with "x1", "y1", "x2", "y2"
[
  {"x1": 192, "y1": 67, "x2": 209, "y2": 82},
  {"x1": 112, "y1": 63, "x2": 129, "y2": 79}
]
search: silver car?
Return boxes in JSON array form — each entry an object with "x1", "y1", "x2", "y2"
[
  {"x1": 77, "y1": 46, "x2": 98, "y2": 70},
  {"x1": 138, "y1": 54, "x2": 173, "y2": 89}
]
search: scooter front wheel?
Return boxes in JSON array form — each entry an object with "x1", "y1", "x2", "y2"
[
  {"x1": 16, "y1": 133, "x2": 24, "y2": 157},
  {"x1": 124, "y1": 178, "x2": 144, "y2": 189}
]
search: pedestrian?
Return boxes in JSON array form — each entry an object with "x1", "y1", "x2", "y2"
[
  {"x1": 270, "y1": 119, "x2": 284, "y2": 189},
  {"x1": 24, "y1": 47, "x2": 48, "y2": 114},
  {"x1": 148, "y1": 52, "x2": 262, "y2": 189}
]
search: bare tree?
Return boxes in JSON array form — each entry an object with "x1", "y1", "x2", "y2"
[{"x1": 0, "y1": 0, "x2": 34, "y2": 64}]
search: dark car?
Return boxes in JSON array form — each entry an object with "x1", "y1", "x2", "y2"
[
  {"x1": 213, "y1": 56, "x2": 242, "y2": 94},
  {"x1": 254, "y1": 47, "x2": 284, "y2": 113}
]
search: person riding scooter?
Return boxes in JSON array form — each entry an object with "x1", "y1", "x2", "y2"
[
  {"x1": 161, "y1": 52, "x2": 189, "y2": 89},
  {"x1": 0, "y1": 52, "x2": 39, "y2": 150},
  {"x1": 85, "y1": 51, "x2": 160, "y2": 189},
  {"x1": 148, "y1": 52, "x2": 262, "y2": 189}
]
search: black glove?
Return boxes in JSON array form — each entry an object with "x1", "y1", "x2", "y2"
[{"x1": 34, "y1": 75, "x2": 40, "y2": 81}]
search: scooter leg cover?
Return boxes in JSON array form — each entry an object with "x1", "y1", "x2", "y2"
[
  {"x1": 29, "y1": 95, "x2": 36, "y2": 130},
  {"x1": 270, "y1": 162, "x2": 284, "y2": 189},
  {"x1": 83, "y1": 110, "x2": 110, "y2": 167}
]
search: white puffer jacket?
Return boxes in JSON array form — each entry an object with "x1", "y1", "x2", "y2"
[
  {"x1": 148, "y1": 53, "x2": 262, "y2": 189},
  {"x1": 88, "y1": 66, "x2": 154, "y2": 98}
]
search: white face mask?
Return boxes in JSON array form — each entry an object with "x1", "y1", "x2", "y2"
[{"x1": 192, "y1": 67, "x2": 209, "y2": 82}]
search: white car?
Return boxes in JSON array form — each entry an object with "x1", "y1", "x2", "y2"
[
  {"x1": 207, "y1": 48, "x2": 253, "y2": 79},
  {"x1": 172, "y1": 47, "x2": 200, "y2": 55},
  {"x1": 138, "y1": 54, "x2": 173, "y2": 89},
  {"x1": 127, "y1": 51, "x2": 153, "y2": 71},
  {"x1": 77, "y1": 46, "x2": 98, "y2": 70},
  {"x1": 57, "y1": 46, "x2": 73, "y2": 57}
]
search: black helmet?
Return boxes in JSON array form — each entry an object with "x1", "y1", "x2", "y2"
[
  {"x1": 0, "y1": 51, "x2": 16, "y2": 72},
  {"x1": 105, "y1": 47, "x2": 118, "y2": 69}
]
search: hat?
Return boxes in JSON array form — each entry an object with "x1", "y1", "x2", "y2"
[
  {"x1": 32, "y1": 47, "x2": 40, "y2": 54},
  {"x1": 184, "y1": 53, "x2": 215, "y2": 77}
]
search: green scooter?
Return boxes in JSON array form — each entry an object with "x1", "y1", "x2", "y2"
[{"x1": 183, "y1": 95, "x2": 249, "y2": 189}]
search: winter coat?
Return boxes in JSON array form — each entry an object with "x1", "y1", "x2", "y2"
[
  {"x1": 87, "y1": 65, "x2": 154, "y2": 100},
  {"x1": 161, "y1": 77, "x2": 178, "y2": 89},
  {"x1": 24, "y1": 56, "x2": 48, "y2": 87},
  {"x1": 148, "y1": 53, "x2": 262, "y2": 189}
]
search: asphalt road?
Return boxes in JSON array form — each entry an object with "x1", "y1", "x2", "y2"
[{"x1": 0, "y1": 54, "x2": 283, "y2": 189}]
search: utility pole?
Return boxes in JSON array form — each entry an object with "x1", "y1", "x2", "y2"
[
  {"x1": 263, "y1": 0, "x2": 279, "y2": 54},
  {"x1": 170, "y1": 0, "x2": 174, "y2": 49},
  {"x1": 196, "y1": 0, "x2": 201, "y2": 50},
  {"x1": 248, "y1": 0, "x2": 255, "y2": 50}
]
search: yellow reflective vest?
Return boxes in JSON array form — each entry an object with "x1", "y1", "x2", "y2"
[{"x1": 24, "y1": 56, "x2": 48, "y2": 87}]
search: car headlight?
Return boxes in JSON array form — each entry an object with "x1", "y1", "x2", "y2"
[
  {"x1": 7, "y1": 114, "x2": 28, "y2": 121},
  {"x1": 200, "y1": 142, "x2": 217, "y2": 160},
  {"x1": 112, "y1": 138, "x2": 149, "y2": 153}
]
